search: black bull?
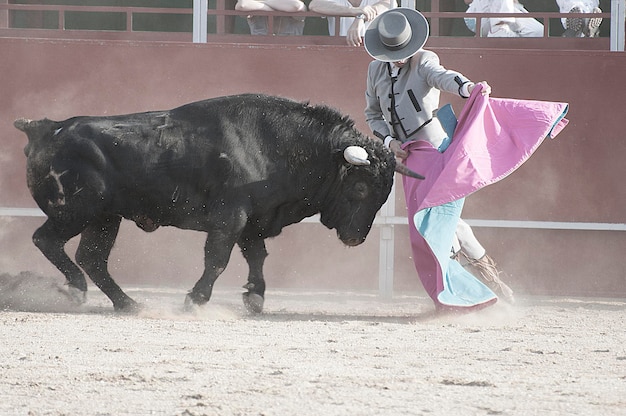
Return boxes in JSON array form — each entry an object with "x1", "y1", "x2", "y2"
[{"x1": 15, "y1": 94, "x2": 423, "y2": 313}]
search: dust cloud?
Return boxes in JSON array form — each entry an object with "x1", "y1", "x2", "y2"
[
  {"x1": 0, "y1": 272, "x2": 80, "y2": 313},
  {"x1": 0, "y1": 271, "x2": 243, "y2": 320}
]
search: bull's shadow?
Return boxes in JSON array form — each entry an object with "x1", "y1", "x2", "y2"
[
  {"x1": 248, "y1": 310, "x2": 438, "y2": 324},
  {"x1": 243, "y1": 289, "x2": 438, "y2": 323}
]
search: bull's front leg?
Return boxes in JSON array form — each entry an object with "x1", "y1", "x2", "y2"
[
  {"x1": 185, "y1": 230, "x2": 239, "y2": 309},
  {"x1": 239, "y1": 237, "x2": 268, "y2": 314},
  {"x1": 32, "y1": 220, "x2": 88, "y2": 305}
]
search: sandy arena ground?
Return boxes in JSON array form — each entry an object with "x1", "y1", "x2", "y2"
[{"x1": 1, "y1": 273, "x2": 625, "y2": 416}]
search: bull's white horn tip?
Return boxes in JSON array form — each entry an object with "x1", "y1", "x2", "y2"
[{"x1": 344, "y1": 146, "x2": 370, "y2": 166}]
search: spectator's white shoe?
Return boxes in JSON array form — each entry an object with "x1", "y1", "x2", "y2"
[
  {"x1": 563, "y1": 6, "x2": 584, "y2": 37},
  {"x1": 584, "y1": 7, "x2": 602, "y2": 37}
]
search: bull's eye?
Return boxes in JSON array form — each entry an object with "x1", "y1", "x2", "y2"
[{"x1": 351, "y1": 182, "x2": 369, "y2": 200}]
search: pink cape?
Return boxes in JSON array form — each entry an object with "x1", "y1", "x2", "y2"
[{"x1": 401, "y1": 88, "x2": 569, "y2": 308}]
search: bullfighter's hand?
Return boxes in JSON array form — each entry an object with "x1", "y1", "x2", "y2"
[
  {"x1": 469, "y1": 81, "x2": 491, "y2": 96},
  {"x1": 389, "y1": 140, "x2": 408, "y2": 160}
]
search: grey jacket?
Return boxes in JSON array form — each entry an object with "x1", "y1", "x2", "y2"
[{"x1": 365, "y1": 49, "x2": 471, "y2": 148}]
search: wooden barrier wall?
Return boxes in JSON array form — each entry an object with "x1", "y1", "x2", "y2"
[{"x1": 1, "y1": 37, "x2": 624, "y2": 298}]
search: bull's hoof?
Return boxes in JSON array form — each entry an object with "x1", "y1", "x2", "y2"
[
  {"x1": 185, "y1": 291, "x2": 209, "y2": 306},
  {"x1": 184, "y1": 291, "x2": 211, "y2": 313},
  {"x1": 66, "y1": 286, "x2": 87, "y2": 305},
  {"x1": 242, "y1": 292, "x2": 264, "y2": 314},
  {"x1": 113, "y1": 298, "x2": 141, "y2": 314},
  {"x1": 183, "y1": 293, "x2": 196, "y2": 312}
]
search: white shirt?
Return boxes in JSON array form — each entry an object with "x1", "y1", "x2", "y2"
[
  {"x1": 556, "y1": 0, "x2": 600, "y2": 13},
  {"x1": 325, "y1": 0, "x2": 396, "y2": 37}
]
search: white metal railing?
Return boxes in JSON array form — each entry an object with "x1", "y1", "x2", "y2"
[
  {"x1": 192, "y1": 0, "x2": 207, "y2": 43},
  {"x1": 193, "y1": 0, "x2": 626, "y2": 51},
  {"x1": 611, "y1": 0, "x2": 626, "y2": 50},
  {"x1": 2, "y1": 198, "x2": 625, "y2": 298},
  {"x1": 2, "y1": 1, "x2": 623, "y2": 50}
]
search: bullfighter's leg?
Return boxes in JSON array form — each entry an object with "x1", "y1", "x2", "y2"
[
  {"x1": 32, "y1": 219, "x2": 89, "y2": 304},
  {"x1": 75, "y1": 215, "x2": 138, "y2": 312},
  {"x1": 239, "y1": 237, "x2": 268, "y2": 314}
]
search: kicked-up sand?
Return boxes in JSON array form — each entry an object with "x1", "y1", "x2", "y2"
[{"x1": 1, "y1": 272, "x2": 625, "y2": 416}]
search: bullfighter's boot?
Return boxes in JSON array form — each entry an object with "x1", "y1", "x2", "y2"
[{"x1": 468, "y1": 254, "x2": 515, "y2": 304}]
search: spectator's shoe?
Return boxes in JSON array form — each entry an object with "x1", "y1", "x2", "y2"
[
  {"x1": 468, "y1": 254, "x2": 516, "y2": 304},
  {"x1": 584, "y1": 7, "x2": 602, "y2": 37},
  {"x1": 563, "y1": 6, "x2": 584, "y2": 37},
  {"x1": 487, "y1": 23, "x2": 519, "y2": 38}
]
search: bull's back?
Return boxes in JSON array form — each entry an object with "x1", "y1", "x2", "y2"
[
  {"x1": 16, "y1": 94, "x2": 320, "y2": 227},
  {"x1": 20, "y1": 94, "x2": 307, "y2": 181}
]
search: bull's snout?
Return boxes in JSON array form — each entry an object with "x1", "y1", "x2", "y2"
[
  {"x1": 340, "y1": 235, "x2": 366, "y2": 247},
  {"x1": 335, "y1": 223, "x2": 371, "y2": 247}
]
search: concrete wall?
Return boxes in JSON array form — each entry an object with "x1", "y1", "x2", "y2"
[{"x1": 1, "y1": 37, "x2": 624, "y2": 297}]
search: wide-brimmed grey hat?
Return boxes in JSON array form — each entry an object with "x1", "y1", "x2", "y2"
[{"x1": 364, "y1": 8, "x2": 429, "y2": 62}]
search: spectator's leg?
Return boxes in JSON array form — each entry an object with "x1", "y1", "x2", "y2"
[
  {"x1": 488, "y1": 22, "x2": 520, "y2": 37},
  {"x1": 514, "y1": 17, "x2": 545, "y2": 37},
  {"x1": 246, "y1": 15, "x2": 268, "y2": 35},
  {"x1": 273, "y1": 16, "x2": 305, "y2": 35}
]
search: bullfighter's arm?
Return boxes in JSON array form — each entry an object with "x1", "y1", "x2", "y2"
[
  {"x1": 414, "y1": 50, "x2": 474, "y2": 98},
  {"x1": 412, "y1": 50, "x2": 493, "y2": 98},
  {"x1": 364, "y1": 63, "x2": 391, "y2": 141}
]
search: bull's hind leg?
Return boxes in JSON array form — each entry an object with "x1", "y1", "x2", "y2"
[
  {"x1": 239, "y1": 238, "x2": 268, "y2": 314},
  {"x1": 32, "y1": 220, "x2": 89, "y2": 304},
  {"x1": 75, "y1": 215, "x2": 138, "y2": 312}
]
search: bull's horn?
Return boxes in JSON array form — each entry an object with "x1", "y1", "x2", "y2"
[
  {"x1": 395, "y1": 163, "x2": 425, "y2": 180},
  {"x1": 14, "y1": 118, "x2": 33, "y2": 132},
  {"x1": 344, "y1": 146, "x2": 370, "y2": 166}
]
